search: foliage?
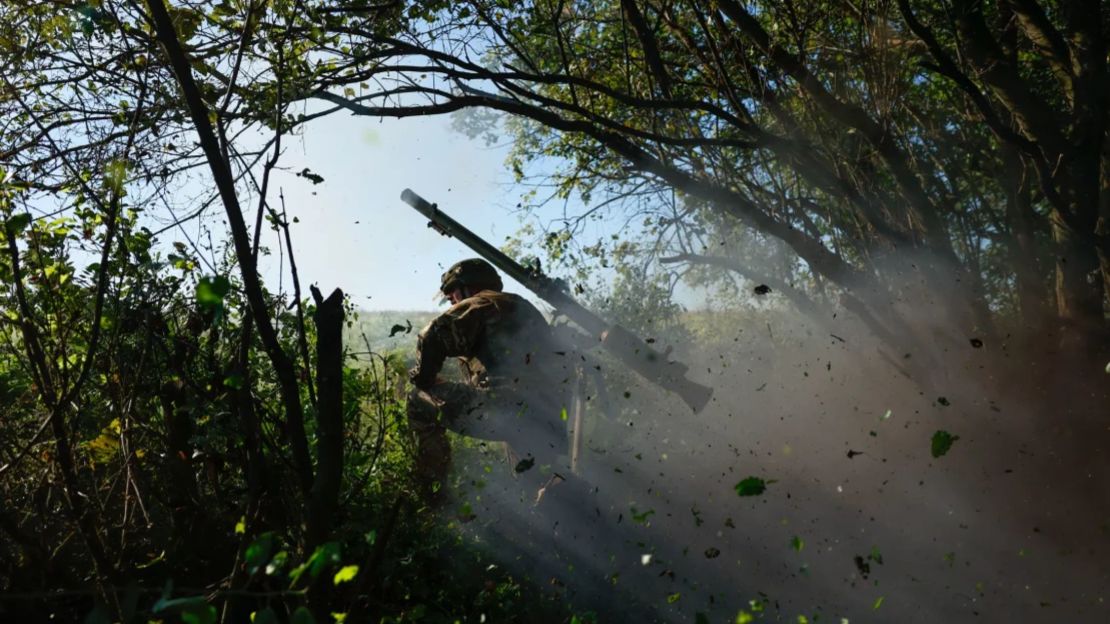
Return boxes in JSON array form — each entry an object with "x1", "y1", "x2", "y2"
[
  {"x1": 0, "y1": 2, "x2": 568, "y2": 621},
  {"x1": 1, "y1": 0, "x2": 1108, "y2": 621},
  {"x1": 256, "y1": 0, "x2": 1109, "y2": 373},
  {"x1": 0, "y1": 170, "x2": 569, "y2": 620}
]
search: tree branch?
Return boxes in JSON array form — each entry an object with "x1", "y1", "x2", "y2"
[{"x1": 146, "y1": 0, "x2": 314, "y2": 494}]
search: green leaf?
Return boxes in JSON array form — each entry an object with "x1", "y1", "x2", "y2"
[
  {"x1": 734, "y1": 476, "x2": 767, "y2": 497},
  {"x1": 289, "y1": 542, "x2": 341, "y2": 587},
  {"x1": 333, "y1": 564, "x2": 359, "y2": 585},
  {"x1": 666, "y1": 592, "x2": 681, "y2": 604},
  {"x1": 791, "y1": 535, "x2": 804, "y2": 552},
  {"x1": 244, "y1": 532, "x2": 276, "y2": 575},
  {"x1": 196, "y1": 275, "x2": 231, "y2": 310},
  {"x1": 291, "y1": 606, "x2": 316, "y2": 624},
  {"x1": 868, "y1": 545, "x2": 884, "y2": 565},
  {"x1": 560, "y1": 406, "x2": 568, "y2": 421},
  {"x1": 266, "y1": 551, "x2": 288, "y2": 576},
  {"x1": 873, "y1": 596, "x2": 885, "y2": 609},
  {"x1": 104, "y1": 158, "x2": 128, "y2": 195},
  {"x1": 5, "y1": 213, "x2": 31, "y2": 236},
  {"x1": 931, "y1": 430, "x2": 959, "y2": 458}
]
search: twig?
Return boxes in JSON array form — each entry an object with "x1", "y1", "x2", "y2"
[{"x1": 147, "y1": 0, "x2": 314, "y2": 494}]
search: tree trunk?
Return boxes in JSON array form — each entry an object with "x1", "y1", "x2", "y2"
[
  {"x1": 1050, "y1": 216, "x2": 1105, "y2": 355},
  {"x1": 306, "y1": 287, "x2": 345, "y2": 549},
  {"x1": 1001, "y1": 149, "x2": 1048, "y2": 329}
]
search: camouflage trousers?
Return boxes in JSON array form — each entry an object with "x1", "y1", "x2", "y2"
[{"x1": 406, "y1": 380, "x2": 570, "y2": 503}]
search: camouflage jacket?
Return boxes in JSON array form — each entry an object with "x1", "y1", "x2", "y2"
[{"x1": 410, "y1": 290, "x2": 558, "y2": 390}]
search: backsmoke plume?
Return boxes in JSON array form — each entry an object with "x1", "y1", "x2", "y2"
[{"x1": 440, "y1": 264, "x2": 1108, "y2": 623}]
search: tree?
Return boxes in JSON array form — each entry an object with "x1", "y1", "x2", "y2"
[
  {"x1": 296, "y1": 0, "x2": 1107, "y2": 376},
  {"x1": 0, "y1": 2, "x2": 423, "y2": 619}
]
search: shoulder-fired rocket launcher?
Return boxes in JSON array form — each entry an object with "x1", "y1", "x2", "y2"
[{"x1": 401, "y1": 189, "x2": 714, "y2": 413}]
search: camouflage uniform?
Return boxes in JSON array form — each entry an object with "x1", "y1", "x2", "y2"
[{"x1": 408, "y1": 289, "x2": 571, "y2": 501}]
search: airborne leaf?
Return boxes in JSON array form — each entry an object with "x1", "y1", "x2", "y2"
[
  {"x1": 734, "y1": 476, "x2": 767, "y2": 497},
  {"x1": 297, "y1": 167, "x2": 325, "y2": 185},
  {"x1": 333, "y1": 564, "x2": 359, "y2": 585},
  {"x1": 514, "y1": 456, "x2": 535, "y2": 473},
  {"x1": 931, "y1": 430, "x2": 959, "y2": 458}
]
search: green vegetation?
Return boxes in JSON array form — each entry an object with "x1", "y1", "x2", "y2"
[{"x1": 1, "y1": 0, "x2": 1107, "y2": 622}]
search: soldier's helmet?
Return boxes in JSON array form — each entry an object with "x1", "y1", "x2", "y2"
[{"x1": 440, "y1": 258, "x2": 503, "y2": 294}]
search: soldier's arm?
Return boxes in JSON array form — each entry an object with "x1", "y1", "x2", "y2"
[{"x1": 409, "y1": 297, "x2": 497, "y2": 388}]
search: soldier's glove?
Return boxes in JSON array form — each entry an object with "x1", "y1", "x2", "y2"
[
  {"x1": 415, "y1": 388, "x2": 446, "y2": 411},
  {"x1": 408, "y1": 366, "x2": 435, "y2": 391}
]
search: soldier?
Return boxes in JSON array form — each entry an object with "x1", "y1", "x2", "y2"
[{"x1": 407, "y1": 258, "x2": 572, "y2": 505}]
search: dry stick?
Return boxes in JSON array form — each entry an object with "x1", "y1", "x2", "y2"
[
  {"x1": 146, "y1": 0, "x2": 313, "y2": 494},
  {"x1": 278, "y1": 190, "x2": 317, "y2": 408}
]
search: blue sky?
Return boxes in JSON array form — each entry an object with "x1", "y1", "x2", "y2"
[{"x1": 256, "y1": 107, "x2": 536, "y2": 311}]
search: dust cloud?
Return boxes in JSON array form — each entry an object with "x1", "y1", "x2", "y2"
[{"x1": 440, "y1": 286, "x2": 1109, "y2": 623}]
